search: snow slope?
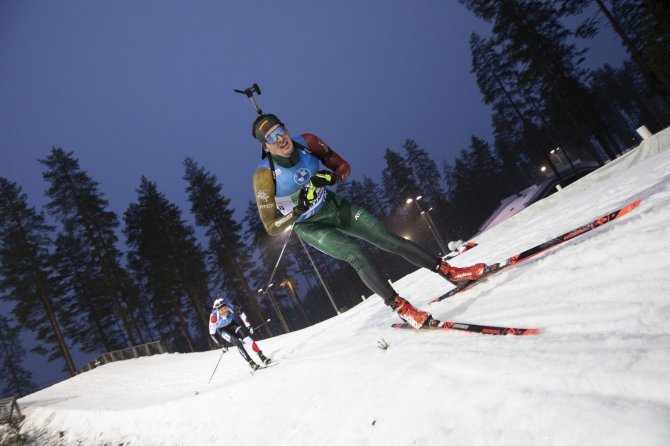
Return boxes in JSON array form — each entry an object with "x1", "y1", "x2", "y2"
[{"x1": 16, "y1": 129, "x2": 670, "y2": 445}]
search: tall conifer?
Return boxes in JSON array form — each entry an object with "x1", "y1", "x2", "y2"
[
  {"x1": 124, "y1": 177, "x2": 211, "y2": 352},
  {"x1": 0, "y1": 314, "x2": 38, "y2": 397},
  {"x1": 183, "y1": 158, "x2": 269, "y2": 337},
  {"x1": 40, "y1": 148, "x2": 142, "y2": 353},
  {"x1": 0, "y1": 178, "x2": 76, "y2": 375}
]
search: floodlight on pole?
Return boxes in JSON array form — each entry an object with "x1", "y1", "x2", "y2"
[
  {"x1": 407, "y1": 195, "x2": 447, "y2": 255},
  {"x1": 257, "y1": 282, "x2": 291, "y2": 334}
]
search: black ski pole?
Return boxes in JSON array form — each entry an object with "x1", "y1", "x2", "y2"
[
  {"x1": 234, "y1": 83, "x2": 263, "y2": 115},
  {"x1": 260, "y1": 225, "x2": 294, "y2": 334},
  {"x1": 207, "y1": 349, "x2": 226, "y2": 384},
  {"x1": 266, "y1": 222, "x2": 294, "y2": 288}
]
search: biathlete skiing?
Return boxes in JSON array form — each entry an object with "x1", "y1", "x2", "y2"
[
  {"x1": 209, "y1": 297, "x2": 271, "y2": 371},
  {"x1": 250, "y1": 113, "x2": 489, "y2": 329}
]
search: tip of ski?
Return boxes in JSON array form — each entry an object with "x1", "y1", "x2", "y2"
[{"x1": 619, "y1": 198, "x2": 642, "y2": 216}]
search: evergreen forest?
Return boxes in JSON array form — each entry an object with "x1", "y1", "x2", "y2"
[{"x1": 1, "y1": 0, "x2": 668, "y2": 395}]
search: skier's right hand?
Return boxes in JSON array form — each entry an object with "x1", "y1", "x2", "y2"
[{"x1": 293, "y1": 187, "x2": 312, "y2": 216}]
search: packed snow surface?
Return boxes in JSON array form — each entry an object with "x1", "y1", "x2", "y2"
[{"x1": 17, "y1": 129, "x2": 670, "y2": 445}]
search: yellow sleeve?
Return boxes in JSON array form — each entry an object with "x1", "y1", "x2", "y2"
[{"x1": 253, "y1": 167, "x2": 298, "y2": 236}]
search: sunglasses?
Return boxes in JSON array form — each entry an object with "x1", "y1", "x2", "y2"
[{"x1": 265, "y1": 126, "x2": 288, "y2": 144}]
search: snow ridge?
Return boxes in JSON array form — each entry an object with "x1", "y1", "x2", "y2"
[{"x1": 17, "y1": 128, "x2": 670, "y2": 446}]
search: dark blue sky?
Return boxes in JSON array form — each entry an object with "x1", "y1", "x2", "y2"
[{"x1": 1, "y1": 1, "x2": 626, "y2": 386}]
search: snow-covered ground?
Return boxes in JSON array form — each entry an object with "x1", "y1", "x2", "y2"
[{"x1": 16, "y1": 129, "x2": 670, "y2": 445}]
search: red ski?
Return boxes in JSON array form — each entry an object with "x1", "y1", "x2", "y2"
[
  {"x1": 392, "y1": 319, "x2": 539, "y2": 336},
  {"x1": 431, "y1": 198, "x2": 641, "y2": 303}
]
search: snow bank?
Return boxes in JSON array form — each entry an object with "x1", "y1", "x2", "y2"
[{"x1": 17, "y1": 128, "x2": 670, "y2": 445}]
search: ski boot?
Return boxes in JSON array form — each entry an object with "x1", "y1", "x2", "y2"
[
  {"x1": 437, "y1": 260, "x2": 487, "y2": 286},
  {"x1": 247, "y1": 359, "x2": 261, "y2": 371},
  {"x1": 257, "y1": 351, "x2": 271, "y2": 366},
  {"x1": 390, "y1": 296, "x2": 432, "y2": 329}
]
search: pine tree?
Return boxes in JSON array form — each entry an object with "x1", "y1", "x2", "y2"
[
  {"x1": 0, "y1": 314, "x2": 37, "y2": 397},
  {"x1": 183, "y1": 158, "x2": 270, "y2": 338},
  {"x1": 403, "y1": 139, "x2": 445, "y2": 205},
  {"x1": 334, "y1": 176, "x2": 384, "y2": 219},
  {"x1": 598, "y1": 0, "x2": 670, "y2": 102},
  {"x1": 462, "y1": 0, "x2": 620, "y2": 163},
  {"x1": 588, "y1": 65, "x2": 647, "y2": 147},
  {"x1": 402, "y1": 139, "x2": 459, "y2": 244},
  {"x1": 124, "y1": 177, "x2": 211, "y2": 352},
  {"x1": 0, "y1": 178, "x2": 76, "y2": 376},
  {"x1": 40, "y1": 148, "x2": 142, "y2": 353},
  {"x1": 444, "y1": 137, "x2": 510, "y2": 235},
  {"x1": 469, "y1": 32, "x2": 571, "y2": 182},
  {"x1": 381, "y1": 149, "x2": 419, "y2": 217},
  {"x1": 469, "y1": 136, "x2": 512, "y2": 216},
  {"x1": 608, "y1": 61, "x2": 670, "y2": 132}
]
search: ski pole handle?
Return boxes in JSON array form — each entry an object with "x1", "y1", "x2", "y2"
[{"x1": 253, "y1": 318, "x2": 271, "y2": 331}]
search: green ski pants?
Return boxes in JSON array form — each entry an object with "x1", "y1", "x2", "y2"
[{"x1": 294, "y1": 193, "x2": 439, "y2": 303}]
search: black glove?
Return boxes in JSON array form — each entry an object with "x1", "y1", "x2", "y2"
[
  {"x1": 211, "y1": 335, "x2": 226, "y2": 351},
  {"x1": 310, "y1": 170, "x2": 336, "y2": 188},
  {"x1": 292, "y1": 186, "x2": 314, "y2": 216}
]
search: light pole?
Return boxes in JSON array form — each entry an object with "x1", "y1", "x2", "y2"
[
  {"x1": 279, "y1": 278, "x2": 312, "y2": 325},
  {"x1": 406, "y1": 195, "x2": 448, "y2": 255},
  {"x1": 550, "y1": 147, "x2": 577, "y2": 176},
  {"x1": 257, "y1": 283, "x2": 291, "y2": 334}
]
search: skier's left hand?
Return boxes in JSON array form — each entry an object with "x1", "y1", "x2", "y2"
[
  {"x1": 247, "y1": 325, "x2": 254, "y2": 335},
  {"x1": 309, "y1": 170, "x2": 336, "y2": 188}
]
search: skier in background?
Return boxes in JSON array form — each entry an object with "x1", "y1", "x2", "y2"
[
  {"x1": 250, "y1": 113, "x2": 489, "y2": 329},
  {"x1": 209, "y1": 297, "x2": 271, "y2": 371}
]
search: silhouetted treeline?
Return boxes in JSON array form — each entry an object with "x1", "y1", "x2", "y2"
[{"x1": 1, "y1": 0, "x2": 668, "y2": 394}]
